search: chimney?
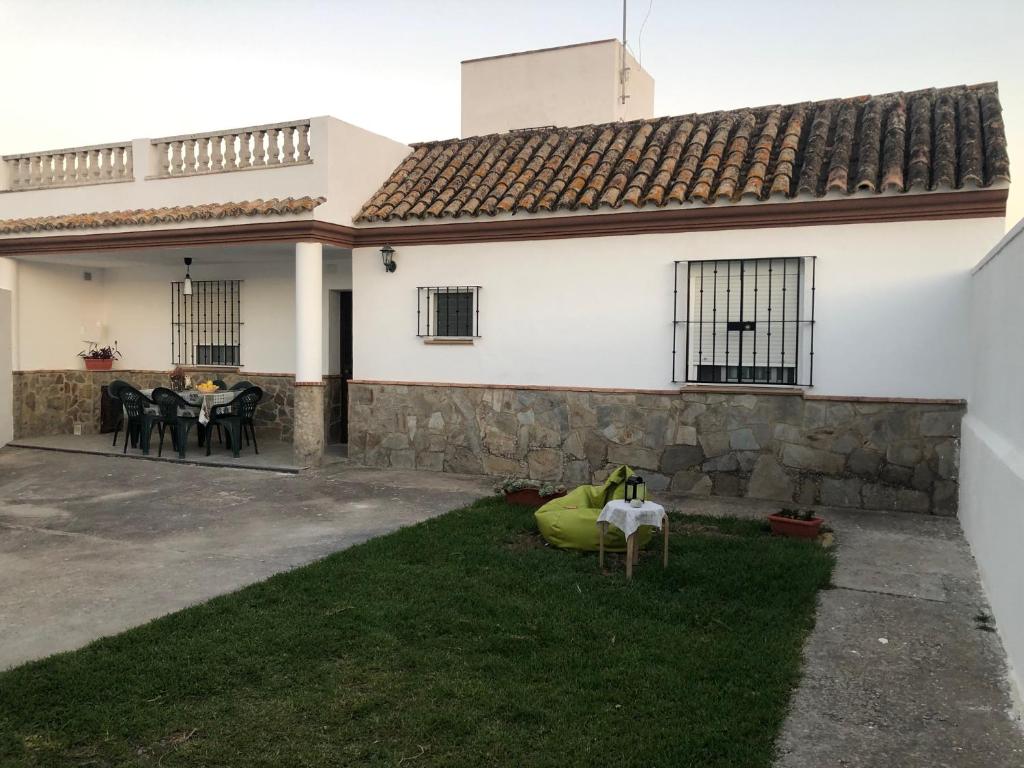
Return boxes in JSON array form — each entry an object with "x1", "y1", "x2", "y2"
[{"x1": 460, "y1": 39, "x2": 654, "y2": 137}]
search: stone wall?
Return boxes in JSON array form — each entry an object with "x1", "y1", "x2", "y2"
[
  {"x1": 324, "y1": 375, "x2": 346, "y2": 444},
  {"x1": 13, "y1": 369, "x2": 296, "y2": 442},
  {"x1": 348, "y1": 382, "x2": 964, "y2": 515}
]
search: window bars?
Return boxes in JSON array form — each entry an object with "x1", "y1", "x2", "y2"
[
  {"x1": 672, "y1": 258, "x2": 815, "y2": 386},
  {"x1": 170, "y1": 280, "x2": 242, "y2": 366},
  {"x1": 417, "y1": 286, "x2": 481, "y2": 337}
]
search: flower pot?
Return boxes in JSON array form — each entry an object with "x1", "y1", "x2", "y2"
[
  {"x1": 83, "y1": 358, "x2": 114, "y2": 371},
  {"x1": 768, "y1": 513, "x2": 824, "y2": 539},
  {"x1": 504, "y1": 488, "x2": 566, "y2": 508}
]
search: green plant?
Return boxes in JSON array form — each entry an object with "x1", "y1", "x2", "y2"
[
  {"x1": 77, "y1": 340, "x2": 121, "y2": 360},
  {"x1": 775, "y1": 508, "x2": 818, "y2": 522},
  {"x1": 494, "y1": 477, "x2": 566, "y2": 497}
]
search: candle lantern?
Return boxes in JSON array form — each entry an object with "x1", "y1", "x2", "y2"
[{"x1": 624, "y1": 475, "x2": 647, "y2": 505}]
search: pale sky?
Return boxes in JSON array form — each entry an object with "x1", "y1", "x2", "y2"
[{"x1": 2, "y1": 0, "x2": 1021, "y2": 227}]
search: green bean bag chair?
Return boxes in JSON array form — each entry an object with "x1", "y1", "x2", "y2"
[{"x1": 534, "y1": 465, "x2": 654, "y2": 552}]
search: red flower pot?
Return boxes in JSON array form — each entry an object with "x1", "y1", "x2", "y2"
[
  {"x1": 504, "y1": 489, "x2": 566, "y2": 508},
  {"x1": 768, "y1": 514, "x2": 824, "y2": 539},
  {"x1": 83, "y1": 358, "x2": 114, "y2": 371}
]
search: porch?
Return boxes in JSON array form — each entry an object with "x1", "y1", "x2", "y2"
[
  {"x1": 4, "y1": 240, "x2": 356, "y2": 467},
  {"x1": 7, "y1": 432, "x2": 349, "y2": 473}
]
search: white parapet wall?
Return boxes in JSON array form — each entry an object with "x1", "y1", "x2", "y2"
[
  {"x1": 0, "y1": 116, "x2": 410, "y2": 228},
  {"x1": 960, "y1": 218, "x2": 1024, "y2": 707}
]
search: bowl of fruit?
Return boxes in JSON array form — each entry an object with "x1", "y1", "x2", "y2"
[{"x1": 196, "y1": 379, "x2": 220, "y2": 394}]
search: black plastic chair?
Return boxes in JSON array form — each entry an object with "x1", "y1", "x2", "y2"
[
  {"x1": 212, "y1": 379, "x2": 228, "y2": 390},
  {"x1": 231, "y1": 380, "x2": 254, "y2": 390},
  {"x1": 151, "y1": 387, "x2": 199, "y2": 459},
  {"x1": 118, "y1": 386, "x2": 159, "y2": 455},
  {"x1": 207, "y1": 386, "x2": 263, "y2": 458},
  {"x1": 107, "y1": 379, "x2": 130, "y2": 447}
]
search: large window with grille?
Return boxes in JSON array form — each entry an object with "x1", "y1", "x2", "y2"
[
  {"x1": 672, "y1": 258, "x2": 815, "y2": 386},
  {"x1": 170, "y1": 280, "x2": 242, "y2": 366}
]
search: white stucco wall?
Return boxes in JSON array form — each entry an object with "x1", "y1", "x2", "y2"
[
  {"x1": 960, "y1": 218, "x2": 1024, "y2": 706},
  {"x1": 13, "y1": 252, "x2": 352, "y2": 375},
  {"x1": 461, "y1": 40, "x2": 654, "y2": 136},
  {"x1": 0, "y1": 288, "x2": 11, "y2": 446},
  {"x1": 352, "y1": 216, "x2": 1004, "y2": 398}
]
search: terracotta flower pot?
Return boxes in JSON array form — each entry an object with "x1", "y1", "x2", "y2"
[
  {"x1": 83, "y1": 358, "x2": 114, "y2": 371},
  {"x1": 768, "y1": 513, "x2": 824, "y2": 539},
  {"x1": 504, "y1": 488, "x2": 566, "y2": 508}
]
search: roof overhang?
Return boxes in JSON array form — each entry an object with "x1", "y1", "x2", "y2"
[{"x1": 0, "y1": 188, "x2": 1006, "y2": 256}]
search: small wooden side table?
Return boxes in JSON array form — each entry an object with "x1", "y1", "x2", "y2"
[{"x1": 597, "y1": 500, "x2": 669, "y2": 580}]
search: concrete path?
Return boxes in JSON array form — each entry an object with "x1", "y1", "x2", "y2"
[
  {"x1": 667, "y1": 496, "x2": 1024, "y2": 767},
  {"x1": 2, "y1": 446, "x2": 1021, "y2": 765},
  {"x1": 0, "y1": 447, "x2": 492, "y2": 670}
]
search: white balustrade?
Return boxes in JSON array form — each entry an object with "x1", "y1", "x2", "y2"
[
  {"x1": 3, "y1": 141, "x2": 133, "y2": 189},
  {"x1": 150, "y1": 119, "x2": 311, "y2": 178},
  {"x1": 1, "y1": 119, "x2": 312, "y2": 190}
]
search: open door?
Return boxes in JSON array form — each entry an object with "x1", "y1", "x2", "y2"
[{"x1": 337, "y1": 290, "x2": 353, "y2": 443}]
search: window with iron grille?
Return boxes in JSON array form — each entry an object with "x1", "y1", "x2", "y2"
[
  {"x1": 170, "y1": 280, "x2": 242, "y2": 366},
  {"x1": 672, "y1": 258, "x2": 815, "y2": 386},
  {"x1": 417, "y1": 286, "x2": 481, "y2": 337}
]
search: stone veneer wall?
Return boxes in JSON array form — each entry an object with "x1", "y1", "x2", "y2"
[
  {"x1": 13, "y1": 369, "x2": 296, "y2": 442},
  {"x1": 348, "y1": 382, "x2": 964, "y2": 515},
  {"x1": 324, "y1": 375, "x2": 346, "y2": 444}
]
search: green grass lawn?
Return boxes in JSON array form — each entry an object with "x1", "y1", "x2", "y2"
[{"x1": 0, "y1": 498, "x2": 833, "y2": 768}]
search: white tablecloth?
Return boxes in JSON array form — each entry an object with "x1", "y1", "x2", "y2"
[
  {"x1": 597, "y1": 500, "x2": 667, "y2": 539},
  {"x1": 140, "y1": 388, "x2": 238, "y2": 425}
]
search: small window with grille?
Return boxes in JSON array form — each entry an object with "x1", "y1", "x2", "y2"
[
  {"x1": 171, "y1": 280, "x2": 243, "y2": 367},
  {"x1": 672, "y1": 258, "x2": 815, "y2": 386},
  {"x1": 417, "y1": 286, "x2": 481, "y2": 338}
]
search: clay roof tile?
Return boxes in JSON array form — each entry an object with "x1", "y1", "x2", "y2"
[{"x1": 354, "y1": 82, "x2": 1009, "y2": 223}]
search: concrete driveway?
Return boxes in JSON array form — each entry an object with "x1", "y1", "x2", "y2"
[{"x1": 0, "y1": 447, "x2": 493, "y2": 670}]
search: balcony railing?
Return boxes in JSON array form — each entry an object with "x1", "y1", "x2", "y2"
[
  {"x1": 151, "y1": 119, "x2": 311, "y2": 178},
  {"x1": 3, "y1": 141, "x2": 133, "y2": 190},
  {"x1": 1, "y1": 118, "x2": 313, "y2": 191}
]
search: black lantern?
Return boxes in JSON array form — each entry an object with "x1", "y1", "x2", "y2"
[
  {"x1": 380, "y1": 244, "x2": 397, "y2": 273},
  {"x1": 182, "y1": 257, "x2": 193, "y2": 296},
  {"x1": 624, "y1": 475, "x2": 646, "y2": 505}
]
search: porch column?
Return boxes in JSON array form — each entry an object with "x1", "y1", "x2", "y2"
[{"x1": 294, "y1": 241, "x2": 324, "y2": 466}]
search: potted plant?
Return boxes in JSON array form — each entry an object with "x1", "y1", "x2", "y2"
[
  {"x1": 496, "y1": 477, "x2": 567, "y2": 507},
  {"x1": 768, "y1": 508, "x2": 824, "y2": 539},
  {"x1": 169, "y1": 366, "x2": 186, "y2": 391},
  {"x1": 78, "y1": 341, "x2": 121, "y2": 371}
]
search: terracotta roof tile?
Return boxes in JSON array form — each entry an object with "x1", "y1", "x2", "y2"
[
  {"x1": 0, "y1": 197, "x2": 325, "y2": 235},
  {"x1": 356, "y1": 82, "x2": 1009, "y2": 223}
]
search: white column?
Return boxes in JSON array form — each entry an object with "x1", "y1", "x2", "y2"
[
  {"x1": 295, "y1": 241, "x2": 323, "y2": 382},
  {"x1": 0, "y1": 257, "x2": 19, "y2": 371}
]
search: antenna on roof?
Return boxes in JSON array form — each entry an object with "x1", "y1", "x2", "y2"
[{"x1": 619, "y1": 0, "x2": 631, "y2": 106}]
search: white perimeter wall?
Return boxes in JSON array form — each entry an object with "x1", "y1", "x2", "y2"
[
  {"x1": 960, "y1": 219, "x2": 1024, "y2": 706},
  {"x1": 353, "y1": 216, "x2": 1003, "y2": 398},
  {"x1": 0, "y1": 288, "x2": 11, "y2": 445},
  {"x1": 13, "y1": 254, "x2": 352, "y2": 375}
]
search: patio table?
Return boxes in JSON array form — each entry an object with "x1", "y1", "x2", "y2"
[
  {"x1": 139, "y1": 388, "x2": 237, "y2": 425},
  {"x1": 597, "y1": 500, "x2": 669, "y2": 580}
]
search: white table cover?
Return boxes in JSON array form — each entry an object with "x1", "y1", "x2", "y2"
[
  {"x1": 597, "y1": 500, "x2": 667, "y2": 539},
  {"x1": 139, "y1": 389, "x2": 238, "y2": 425}
]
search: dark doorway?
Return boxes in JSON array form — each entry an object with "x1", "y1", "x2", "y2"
[{"x1": 337, "y1": 290, "x2": 353, "y2": 442}]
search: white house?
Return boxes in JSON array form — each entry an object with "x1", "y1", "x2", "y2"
[{"x1": 0, "y1": 40, "x2": 1011, "y2": 518}]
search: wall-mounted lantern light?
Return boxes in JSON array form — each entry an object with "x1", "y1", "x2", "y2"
[
  {"x1": 380, "y1": 244, "x2": 397, "y2": 273},
  {"x1": 183, "y1": 257, "x2": 193, "y2": 295}
]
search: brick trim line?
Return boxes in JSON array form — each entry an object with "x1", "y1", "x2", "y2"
[
  {"x1": 0, "y1": 190, "x2": 1005, "y2": 255},
  {"x1": 349, "y1": 379, "x2": 966, "y2": 406},
  {"x1": 294, "y1": 381, "x2": 326, "y2": 387}
]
